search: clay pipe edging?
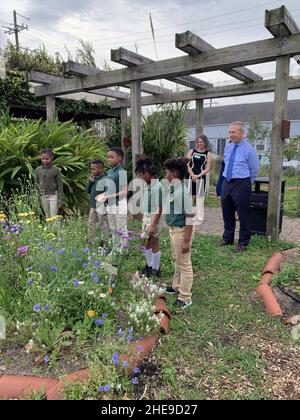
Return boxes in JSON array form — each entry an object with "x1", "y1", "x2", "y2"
[
  {"x1": 48, "y1": 297, "x2": 171, "y2": 400},
  {"x1": 0, "y1": 296, "x2": 171, "y2": 400},
  {"x1": 256, "y1": 283, "x2": 283, "y2": 317},
  {"x1": 261, "y1": 252, "x2": 283, "y2": 276},
  {"x1": 256, "y1": 251, "x2": 284, "y2": 317}
]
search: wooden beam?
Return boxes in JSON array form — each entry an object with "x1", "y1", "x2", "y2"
[
  {"x1": 266, "y1": 56, "x2": 290, "y2": 241},
  {"x1": 111, "y1": 47, "x2": 213, "y2": 89},
  {"x1": 120, "y1": 108, "x2": 128, "y2": 166},
  {"x1": 63, "y1": 60, "x2": 172, "y2": 95},
  {"x1": 195, "y1": 99, "x2": 204, "y2": 138},
  {"x1": 46, "y1": 95, "x2": 56, "y2": 121},
  {"x1": 265, "y1": 6, "x2": 300, "y2": 64},
  {"x1": 34, "y1": 33, "x2": 300, "y2": 97},
  {"x1": 109, "y1": 76, "x2": 300, "y2": 108},
  {"x1": 131, "y1": 82, "x2": 143, "y2": 179},
  {"x1": 27, "y1": 69, "x2": 130, "y2": 100},
  {"x1": 176, "y1": 31, "x2": 262, "y2": 83}
]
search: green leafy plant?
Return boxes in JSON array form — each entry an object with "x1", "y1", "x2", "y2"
[{"x1": 0, "y1": 114, "x2": 107, "y2": 211}]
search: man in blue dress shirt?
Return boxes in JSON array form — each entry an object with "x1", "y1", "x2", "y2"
[{"x1": 220, "y1": 122, "x2": 259, "y2": 252}]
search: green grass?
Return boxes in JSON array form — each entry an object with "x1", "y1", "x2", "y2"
[{"x1": 133, "y1": 233, "x2": 299, "y2": 400}]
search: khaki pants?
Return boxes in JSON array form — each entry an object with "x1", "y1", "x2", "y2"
[
  {"x1": 41, "y1": 194, "x2": 58, "y2": 219},
  {"x1": 107, "y1": 199, "x2": 128, "y2": 248},
  {"x1": 88, "y1": 208, "x2": 107, "y2": 243},
  {"x1": 141, "y1": 213, "x2": 162, "y2": 239},
  {"x1": 169, "y1": 226, "x2": 194, "y2": 303},
  {"x1": 193, "y1": 195, "x2": 205, "y2": 225}
]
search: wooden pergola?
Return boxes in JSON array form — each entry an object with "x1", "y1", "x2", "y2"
[{"x1": 30, "y1": 6, "x2": 300, "y2": 241}]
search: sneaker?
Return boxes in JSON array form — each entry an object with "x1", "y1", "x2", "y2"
[
  {"x1": 173, "y1": 299, "x2": 192, "y2": 309},
  {"x1": 151, "y1": 268, "x2": 161, "y2": 278},
  {"x1": 166, "y1": 286, "x2": 177, "y2": 295},
  {"x1": 140, "y1": 264, "x2": 152, "y2": 276}
]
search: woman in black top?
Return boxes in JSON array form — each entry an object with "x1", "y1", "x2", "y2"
[{"x1": 186, "y1": 135, "x2": 212, "y2": 225}]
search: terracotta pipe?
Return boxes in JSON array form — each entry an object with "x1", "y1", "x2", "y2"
[
  {"x1": 260, "y1": 272, "x2": 273, "y2": 285},
  {"x1": 0, "y1": 297, "x2": 171, "y2": 400},
  {"x1": 256, "y1": 284, "x2": 283, "y2": 317},
  {"x1": 262, "y1": 252, "x2": 283, "y2": 275}
]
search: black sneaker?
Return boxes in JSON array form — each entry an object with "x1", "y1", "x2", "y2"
[
  {"x1": 173, "y1": 299, "x2": 192, "y2": 309},
  {"x1": 151, "y1": 268, "x2": 161, "y2": 278},
  {"x1": 166, "y1": 286, "x2": 177, "y2": 295},
  {"x1": 140, "y1": 265, "x2": 152, "y2": 277}
]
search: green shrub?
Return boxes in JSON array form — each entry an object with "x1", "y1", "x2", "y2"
[{"x1": 0, "y1": 113, "x2": 107, "y2": 212}]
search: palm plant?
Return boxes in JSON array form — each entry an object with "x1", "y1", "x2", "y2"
[
  {"x1": 0, "y1": 113, "x2": 107, "y2": 212},
  {"x1": 142, "y1": 103, "x2": 189, "y2": 174}
]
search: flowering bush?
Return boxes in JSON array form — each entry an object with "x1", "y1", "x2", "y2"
[{"x1": 0, "y1": 190, "x2": 163, "y2": 384}]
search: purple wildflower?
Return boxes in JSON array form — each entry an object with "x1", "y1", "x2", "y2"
[
  {"x1": 104, "y1": 385, "x2": 110, "y2": 392},
  {"x1": 44, "y1": 305, "x2": 49, "y2": 311},
  {"x1": 132, "y1": 377, "x2": 139, "y2": 385},
  {"x1": 73, "y1": 280, "x2": 79, "y2": 288},
  {"x1": 123, "y1": 361, "x2": 128, "y2": 367},
  {"x1": 95, "y1": 319, "x2": 104, "y2": 326},
  {"x1": 84, "y1": 248, "x2": 90, "y2": 254},
  {"x1": 33, "y1": 304, "x2": 41, "y2": 312},
  {"x1": 98, "y1": 386, "x2": 104, "y2": 392},
  {"x1": 137, "y1": 345, "x2": 143, "y2": 351},
  {"x1": 133, "y1": 367, "x2": 140, "y2": 374},
  {"x1": 43, "y1": 355, "x2": 50, "y2": 363},
  {"x1": 16, "y1": 246, "x2": 28, "y2": 257},
  {"x1": 117, "y1": 329, "x2": 123, "y2": 337},
  {"x1": 93, "y1": 261, "x2": 101, "y2": 268},
  {"x1": 50, "y1": 265, "x2": 58, "y2": 272}
]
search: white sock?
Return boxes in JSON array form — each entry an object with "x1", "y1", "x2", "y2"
[
  {"x1": 145, "y1": 249, "x2": 153, "y2": 267},
  {"x1": 152, "y1": 251, "x2": 161, "y2": 270}
]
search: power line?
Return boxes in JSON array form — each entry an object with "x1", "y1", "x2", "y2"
[{"x1": 1, "y1": 10, "x2": 29, "y2": 50}]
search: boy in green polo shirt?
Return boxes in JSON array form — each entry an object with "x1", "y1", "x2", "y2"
[
  {"x1": 164, "y1": 158, "x2": 195, "y2": 309},
  {"x1": 135, "y1": 157, "x2": 163, "y2": 278},
  {"x1": 35, "y1": 149, "x2": 63, "y2": 219},
  {"x1": 85, "y1": 160, "x2": 107, "y2": 245},
  {"x1": 96, "y1": 147, "x2": 128, "y2": 248}
]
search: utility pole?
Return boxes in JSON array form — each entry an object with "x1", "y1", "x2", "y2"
[{"x1": 2, "y1": 10, "x2": 29, "y2": 50}]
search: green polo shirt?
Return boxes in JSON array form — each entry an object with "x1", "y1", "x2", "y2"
[
  {"x1": 165, "y1": 181, "x2": 194, "y2": 227},
  {"x1": 143, "y1": 179, "x2": 163, "y2": 214},
  {"x1": 85, "y1": 174, "x2": 106, "y2": 209},
  {"x1": 106, "y1": 164, "x2": 127, "y2": 205},
  {"x1": 35, "y1": 164, "x2": 64, "y2": 204}
]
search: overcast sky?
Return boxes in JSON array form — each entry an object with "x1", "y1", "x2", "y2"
[{"x1": 1, "y1": 0, "x2": 300, "y2": 106}]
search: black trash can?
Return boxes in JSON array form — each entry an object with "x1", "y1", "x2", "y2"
[{"x1": 249, "y1": 177, "x2": 285, "y2": 236}]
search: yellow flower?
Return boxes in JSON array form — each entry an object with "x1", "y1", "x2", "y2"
[
  {"x1": 46, "y1": 215, "x2": 62, "y2": 223},
  {"x1": 87, "y1": 310, "x2": 95, "y2": 318},
  {"x1": 108, "y1": 287, "x2": 113, "y2": 295},
  {"x1": 18, "y1": 213, "x2": 29, "y2": 217},
  {"x1": 25, "y1": 220, "x2": 32, "y2": 225}
]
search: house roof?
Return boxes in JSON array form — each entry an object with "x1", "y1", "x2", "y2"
[{"x1": 186, "y1": 99, "x2": 300, "y2": 126}]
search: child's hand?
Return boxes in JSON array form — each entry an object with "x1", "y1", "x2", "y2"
[
  {"x1": 182, "y1": 240, "x2": 190, "y2": 253},
  {"x1": 96, "y1": 194, "x2": 108, "y2": 203},
  {"x1": 146, "y1": 224, "x2": 156, "y2": 236}
]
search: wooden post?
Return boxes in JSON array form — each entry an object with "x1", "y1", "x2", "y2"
[
  {"x1": 120, "y1": 108, "x2": 128, "y2": 167},
  {"x1": 266, "y1": 55, "x2": 290, "y2": 241},
  {"x1": 46, "y1": 96, "x2": 56, "y2": 121},
  {"x1": 130, "y1": 81, "x2": 143, "y2": 178},
  {"x1": 195, "y1": 99, "x2": 204, "y2": 139}
]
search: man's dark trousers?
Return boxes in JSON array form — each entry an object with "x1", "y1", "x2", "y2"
[{"x1": 221, "y1": 178, "x2": 252, "y2": 246}]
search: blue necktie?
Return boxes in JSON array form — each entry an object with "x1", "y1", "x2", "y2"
[{"x1": 226, "y1": 144, "x2": 238, "y2": 182}]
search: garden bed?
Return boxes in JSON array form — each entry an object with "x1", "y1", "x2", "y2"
[{"x1": 0, "y1": 193, "x2": 168, "y2": 399}]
